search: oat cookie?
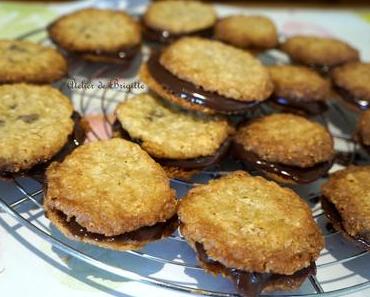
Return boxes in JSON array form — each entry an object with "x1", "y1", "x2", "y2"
[
  {"x1": 321, "y1": 166, "x2": 370, "y2": 250},
  {"x1": 179, "y1": 171, "x2": 323, "y2": 295},
  {"x1": 0, "y1": 84, "x2": 74, "y2": 174},
  {"x1": 280, "y1": 36, "x2": 359, "y2": 69},
  {"x1": 48, "y1": 8, "x2": 141, "y2": 64},
  {"x1": 233, "y1": 114, "x2": 334, "y2": 183},
  {"x1": 0, "y1": 40, "x2": 67, "y2": 84},
  {"x1": 215, "y1": 15, "x2": 278, "y2": 50},
  {"x1": 44, "y1": 138, "x2": 177, "y2": 250}
]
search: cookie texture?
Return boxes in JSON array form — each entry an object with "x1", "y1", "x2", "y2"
[
  {"x1": 215, "y1": 15, "x2": 278, "y2": 50},
  {"x1": 44, "y1": 139, "x2": 177, "y2": 237},
  {"x1": 143, "y1": 0, "x2": 216, "y2": 34},
  {"x1": 332, "y1": 62, "x2": 370, "y2": 102},
  {"x1": 358, "y1": 110, "x2": 370, "y2": 146},
  {"x1": 281, "y1": 36, "x2": 359, "y2": 67},
  {"x1": 48, "y1": 8, "x2": 141, "y2": 54},
  {"x1": 115, "y1": 93, "x2": 234, "y2": 159},
  {"x1": 269, "y1": 65, "x2": 330, "y2": 102},
  {"x1": 234, "y1": 114, "x2": 334, "y2": 167},
  {"x1": 179, "y1": 171, "x2": 324, "y2": 275},
  {"x1": 321, "y1": 166, "x2": 370, "y2": 240},
  {"x1": 0, "y1": 40, "x2": 67, "y2": 84},
  {"x1": 0, "y1": 84, "x2": 74, "y2": 173},
  {"x1": 158, "y1": 37, "x2": 273, "y2": 101}
]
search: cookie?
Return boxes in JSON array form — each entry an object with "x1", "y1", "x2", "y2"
[
  {"x1": 215, "y1": 15, "x2": 278, "y2": 51},
  {"x1": 0, "y1": 40, "x2": 67, "y2": 84},
  {"x1": 332, "y1": 62, "x2": 370, "y2": 111},
  {"x1": 142, "y1": 0, "x2": 216, "y2": 44},
  {"x1": 140, "y1": 37, "x2": 273, "y2": 114},
  {"x1": 48, "y1": 8, "x2": 141, "y2": 64},
  {"x1": 358, "y1": 110, "x2": 370, "y2": 151},
  {"x1": 280, "y1": 36, "x2": 359, "y2": 72},
  {"x1": 268, "y1": 65, "x2": 330, "y2": 115},
  {"x1": 321, "y1": 166, "x2": 370, "y2": 250},
  {"x1": 0, "y1": 84, "x2": 81, "y2": 177},
  {"x1": 44, "y1": 138, "x2": 177, "y2": 250},
  {"x1": 233, "y1": 113, "x2": 335, "y2": 184},
  {"x1": 115, "y1": 93, "x2": 234, "y2": 178},
  {"x1": 179, "y1": 171, "x2": 324, "y2": 296}
]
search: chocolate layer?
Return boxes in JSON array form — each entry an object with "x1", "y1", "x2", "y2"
[
  {"x1": 195, "y1": 242, "x2": 316, "y2": 297},
  {"x1": 272, "y1": 97, "x2": 328, "y2": 115},
  {"x1": 112, "y1": 120, "x2": 231, "y2": 169},
  {"x1": 233, "y1": 142, "x2": 333, "y2": 183},
  {"x1": 146, "y1": 52, "x2": 260, "y2": 114},
  {"x1": 54, "y1": 210, "x2": 178, "y2": 243},
  {"x1": 335, "y1": 86, "x2": 370, "y2": 111},
  {"x1": 321, "y1": 196, "x2": 370, "y2": 250}
]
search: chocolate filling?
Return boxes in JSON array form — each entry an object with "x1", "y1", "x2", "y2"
[
  {"x1": 146, "y1": 52, "x2": 260, "y2": 114},
  {"x1": 112, "y1": 120, "x2": 231, "y2": 169},
  {"x1": 335, "y1": 86, "x2": 370, "y2": 111},
  {"x1": 232, "y1": 142, "x2": 333, "y2": 183},
  {"x1": 142, "y1": 22, "x2": 213, "y2": 44},
  {"x1": 54, "y1": 210, "x2": 178, "y2": 243},
  {"x1": 321, "y1": 196, "x2": 370, "y2": 250},
  {"x1": 195, "y1": 242, "x2": 316, "y2": 297},
  {"x1": 272, "y1": 97, "x2": 328, "y2": 115}
]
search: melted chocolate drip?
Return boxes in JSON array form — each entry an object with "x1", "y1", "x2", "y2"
[
  {"x1": 112, "y1": 120, "x2": 231, "y2": 169},
  {"x1": 56, "y1": 210, "x2": 178, "y2": 243},
  {"x1": 272, "y1": 97, "x2": 328, "y2": 115},
  {"x1": 146, "y1": 52, "x2": 260, "y2": 114},
  {"x1": 321, "y1": 197, "x2": 370, "y2": 250},
  {"x1": 335, "y1": 86, "x2": 370, "y2": 111},
  {"x1": 195, "y1": 242, "x2": 316, "y2": 297},
  {"x1": 232, "y1": 142, "x2": 333, "y2": 184}
]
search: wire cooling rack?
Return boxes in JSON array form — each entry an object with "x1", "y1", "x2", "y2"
[{"x1": 0, "y1": 27, "x2": 370, "y2": 297}]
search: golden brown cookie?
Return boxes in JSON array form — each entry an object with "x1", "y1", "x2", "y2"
[
  {"x1": 321, "y1": 166, "x2": 370, "y2": 250},
  {"x1": 140, "y1": 37, "x2": 273, "y2": 114},
  {"x1": 215, "y1": 15, "x2": 278, "y2": 50},
  {"x1": 48, "y1": 8, "x2": 141, "y2": 64},
  {"x1": 142, "y1": 0, "x2": 216, "y2": 43},
  {"x1": 44, "y1": 138, "x2": 177, "y2": 250},
  {"x1": 0, "y1": 40, "x2": 67, "y2": 84},
  {"x1": 268, "y1": 65, "x2": 330, "y2": 115},
  {"x1": 0, "y1": 84, "x2": 76, "y2": 175},
  {"x1": 358, "y1": 110, "x2": 370, "y2": 149},
  {"x1": 332, "y1": 62, "x2": 370, "y2": 111},
  {"x1": 280, "y1": 36, "x2": 359, "y2": 71},
  {"x1": 179, "y1": 171, "x2": 324, "y2": 295},
  {"x1": 233, "y1": 114, "x2": 335, "y2": 184}
]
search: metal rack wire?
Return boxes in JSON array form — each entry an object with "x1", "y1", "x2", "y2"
[{"x1": 0, "y1": 27, "x2": 369, "y2": 297}]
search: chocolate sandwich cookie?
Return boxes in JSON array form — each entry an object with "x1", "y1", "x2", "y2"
[
  {"x1": 357, "y1": 110, "x2": 370, "y2": 152},
  {"x1": 140, "y1": 37, "x2": 273, "y2": 114},
  {"x1": 0, "y1": 40, "x2": 67, "y2": 84},
  {"x1": 215, "y1": 15, "x2": 278, "y2": 51},
  {"x1": 332, "y1": 62, "x2": 370, "y2": 111},
  {"x1": 268, "y1": 65, "x2": 330, "y2": 115},
  {"x1": 48, "y1": 8, "x2": 141, "y2": 64},
  {"x1": 44, "y1": 139, "x2": 178, "y2": 250},
  {"x1": 280, "y1": 36, "x2": 359, "y2": 73},
  {"x1": 142, "y1": 0, "x2": 216, "y2": 44},
  {"x1": 179, "y1": 171, "x2": 324, "y2": 297},
  {"x1": 115, "y1": 93, "x2": 234, "y2": 179},
  {"x1": 233, "y1": 114, "x2": 335, "y2": 184},
  {"x1": 0, "y1": 84, "x2": 84, "y2": 179},
  {"x1": 321, "y1": 166, "x2": 370, "y2": 250}
]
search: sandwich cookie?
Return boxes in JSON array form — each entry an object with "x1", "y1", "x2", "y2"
[
  {"x1": 179, "y1": 171, "x2": 324, "y2": 297},
  {"x1": 321, "y1": 166, "x2": 370, "y2": 250},
  {"x1": 0, "y1": 84, "x2": 84, "y2": 179},
  {"x1": 44, "y1": 139, "x2": 178, "y2": 250},
  {"x1": 140, "y1": 37, "x2": 273, "y2": 114},
  {"x1": 215, "y1": 15, "x2": 278, "y2": 52},
  {"x1": 114, "y1": 93, "x2": 234, "y2": 179},
  {"x1": 280, "y1": 36, "x2": 359, "y2": 73},
  {"x1": 233, "y1": 114, "x2": 335, "y2": 184},
  {"x1": 48, "y1": 8, "x2": 141, "y2": 64},
  {"x1": 142, "y1": 0, "x2": 217, "y2": 44},
  {"x1": 0, "y1": 40, "x2": 67, "y2": 84},
  {"x1": 357, "y1": 110, "x2": 370, "y2": 153},
  {"x1": 268, "y1": 65, "x2": 330, "y2": 115},
  {"x1": 332, "y1": 62, "x2": 370, "y2": 111}
]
